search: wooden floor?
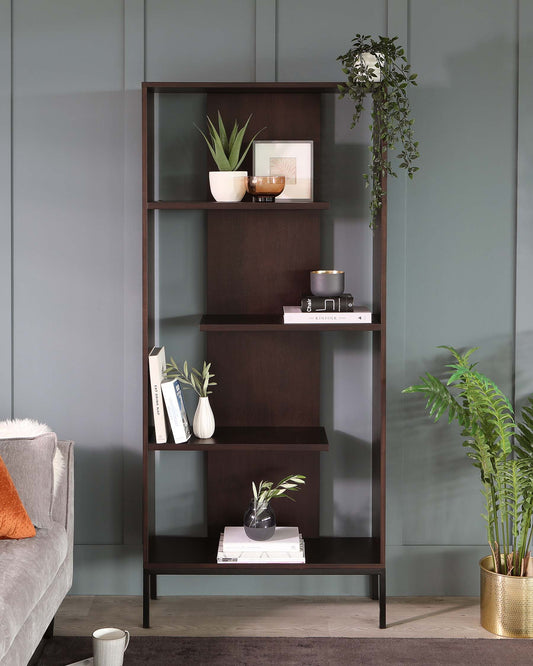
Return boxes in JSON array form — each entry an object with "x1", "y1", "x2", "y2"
[{"x1": 54, "y1": 596, "x2": 500, "y2": 639}]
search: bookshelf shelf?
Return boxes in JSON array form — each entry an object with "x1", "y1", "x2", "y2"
[
  {"x1": 142, "y1": 81, "x2": 386, "y2": 631},
  {"x1": 200, "y1": 314, "x2": 381, "y2": 332},
  {"x1": 148, "y1": 426, "x2": 329, "y2": 451},
  {"x1": 147, "y1": 536, "x2": 382, "y2": 573},
  {"x1": 148, "y1": 201, "x2": 330, "y2": 211}
]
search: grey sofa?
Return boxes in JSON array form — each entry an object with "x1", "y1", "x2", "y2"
[{"x1": 0, "y1": 437, "x2": 74, "y2": 666}]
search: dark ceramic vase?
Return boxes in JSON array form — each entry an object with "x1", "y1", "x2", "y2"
[{"x1": 243, "y1": 500, "x2": 276, "y2": 541}]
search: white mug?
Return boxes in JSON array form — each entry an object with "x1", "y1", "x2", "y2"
[{"x1": 92, "y1": 627, "x2": 130, "y2": 666}]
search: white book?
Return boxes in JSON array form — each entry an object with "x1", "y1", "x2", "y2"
[
  {"x1": 217, "y1": 533, "x2": 305, "y2": 563},
  {"x1": 148, "y1": 346, "x2": 167, "y2": 444},
  {"x1": 161, "y1": 378, "x2": 192, "y2": 444},
  {"x1": 283, "y1": 305, "x2": 372, "y2": 324},
  {"x1": 222, "y1": 526, "x2": 301, "y2": 552}
]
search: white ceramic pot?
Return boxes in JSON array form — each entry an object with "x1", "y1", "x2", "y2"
[
  {"x1": 353, "y1": 52, "x2": 383, "y2": 82},
  {"x1": 193, "y1": 396, "x2": 215, "y2": 439},
  {"x1": 209, "y1": 171, "x2": 247, "y2": 202}
]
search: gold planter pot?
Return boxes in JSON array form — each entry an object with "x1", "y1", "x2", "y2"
[{"x1": 480, "y1": 555, "x2": 533, "y2": 638}]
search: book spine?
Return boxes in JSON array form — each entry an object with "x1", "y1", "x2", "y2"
[
  {"x1": 148, "y1": 347, "x2": 167, "y2": 444},
  {"x1": 175, "y1": 380, "x2": 192, "y2": 440},
  {"x1": 161, "y1": 379, "x2": 191, "y2": 443},
  {"x1": 284, "y1": 312, "x2": 372, "y2": 324},
  {"x1": 300, "y1": 295, "x2": 354, "y2": 312}
]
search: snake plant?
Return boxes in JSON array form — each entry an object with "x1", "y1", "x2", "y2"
[{"x1": 195, "y1": 111, "x2": 264, "y2": 171}]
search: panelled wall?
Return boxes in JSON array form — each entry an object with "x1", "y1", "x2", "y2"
[{"x1": 0, "y1": 0, "x2": 531, "y2": 595}]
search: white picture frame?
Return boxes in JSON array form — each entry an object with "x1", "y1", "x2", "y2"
[{"x1": 253, "y1": 140, "x2": 314, "y2": 202}]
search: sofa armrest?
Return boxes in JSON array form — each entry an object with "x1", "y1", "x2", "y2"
[{"x1": 52, "y1": 441, "x2": 74, "y2": 556}]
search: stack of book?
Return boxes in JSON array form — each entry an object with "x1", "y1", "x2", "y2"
[
  {"x1": 149, "y1": 346, "x2": 192, "y2": 444},
  {"x1": 217, "y1": 526, "x2": 305, "y2": 563},
  {"x1": 283, "y1": 293, "x2": 372, "y2": 324}
]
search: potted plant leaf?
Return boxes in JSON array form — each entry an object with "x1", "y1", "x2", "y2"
[
  {"x1": 337, "y1": 34, "x2": 419, "y2": 228},
  {"x1": 244, "y1": 474, "x2": 306, "y2": 541},
  {"x1": 166, "y1": 359, "x2": 217, "y2": 439},
  {"x1": 196, "y1": 111, "x2": 264, "y2": 202},
  {"x1": 403, "y1": 346, "x2": 533, "y2": 637}
]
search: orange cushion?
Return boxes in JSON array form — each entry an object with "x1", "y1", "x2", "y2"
[{"x1": 0, "y1": 454, "x2": 35, "y2": 539}]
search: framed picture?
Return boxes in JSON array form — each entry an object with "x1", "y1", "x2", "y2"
[{"x1": 253, "y1": 140, "x2": 313, "y2": 202}]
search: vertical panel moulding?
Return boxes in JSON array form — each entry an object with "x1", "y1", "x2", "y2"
[
  {"x1": 124, "y1": 0, "x2": 146, "y2": 547},
  {"x1": 142, "y1": 85, "x2": 156, "y2": 561},
  {"x1": 0, "y1": 0, "x2": 12, "y2": 415},
  {"x1": 255, "y1": 0, "x2": 277, "y2": 81},
  {"x1": 516, "y1": 1, "x2": 533, "y2": 403},
  {"x1": 384, "y1": 0, "x2": 408, "y2": 556}
]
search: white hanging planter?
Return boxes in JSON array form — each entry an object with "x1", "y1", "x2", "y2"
[
  {"x1": 353, "y1": 52, "x2": 383, "y2": 82},
  {"x1": 193, "y1": 396, "x2": 215, "y2": 439},
  {"x1": 209, "y1": 171, "x2": 247, "y2": 202}
]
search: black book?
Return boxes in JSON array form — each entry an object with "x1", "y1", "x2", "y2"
[{"x1": 300, "y1": 294, "x2": 354, "y2": 312}]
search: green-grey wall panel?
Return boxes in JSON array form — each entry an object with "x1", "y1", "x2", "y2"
[
  {"x1": 277, "y1": 0, "x2": 386, "y2": 81},
  {"x1": 0, "y1": 0, "x2": 12, "y2": 416},
  {"x1": 255, "y1": 0, "x2": 276, "y2": 80},
  {"x1": 145, "y1": 0, "x2": 256, "y2": 81},
  {"x1": 12, "y1": 0, "x2": 126, "y2": 544},
  {"x1": 398, "y1": 0, "x2": 518, "y2": 548}
]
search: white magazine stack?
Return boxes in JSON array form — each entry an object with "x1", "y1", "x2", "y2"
[{"x1": 217, "y1": 526, "x2": 305, "y2": 563}]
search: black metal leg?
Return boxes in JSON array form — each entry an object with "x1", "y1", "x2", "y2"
[
  {"x1": 150, "y1": 573, "x2": 158, "y2": 600},
  {"x1": 370, "y1": 574, "x2": 379, "y2": 600},
  {"x1": 44, "y1": 617, "x2": 54, "y2": 639},
  {"x1": 379, "y1": 570, "x2": 387, "y2": 628},
  {"x1": 143, "y1": 570, "x2": 150, "y2": 628}
]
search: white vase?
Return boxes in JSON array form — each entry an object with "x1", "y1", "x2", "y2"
[
  {"x1": 193, "y1": 396, "x2": 215, "y2": 439},
  {"x1": 209, "y1": 171, "x2": 247, "y2": 202}
]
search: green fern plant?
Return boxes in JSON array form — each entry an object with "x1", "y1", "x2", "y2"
[
  {"x1": 195, "y1": 111, "x2": 264, "y2": 171},
  {"x1": 403, "y1": 346, "x2": 533, "y2": 576}
]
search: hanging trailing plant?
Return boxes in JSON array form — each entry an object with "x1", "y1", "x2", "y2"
[{"x1": 337, "y1": 34, "x2": 419, "y2": 228}]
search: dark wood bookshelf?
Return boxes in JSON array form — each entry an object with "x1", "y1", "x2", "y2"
[{"x1": 142, "y1": 81, "x2": 387, "y2": 631}]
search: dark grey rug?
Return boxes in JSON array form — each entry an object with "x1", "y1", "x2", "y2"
[{"x1": 38, "y1": 635, "x2": 532, "y2": 665}]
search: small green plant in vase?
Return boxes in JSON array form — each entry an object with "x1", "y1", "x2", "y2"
[
  {"x1": 165, "y1": 359, "x2": 217, "y2": 439},
  {"x1": 196, "y1": 111, "x2": 265, "y2": 202},
  {"x1": 244, "y1": 474, "x2": 306, "y2": 541}
]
